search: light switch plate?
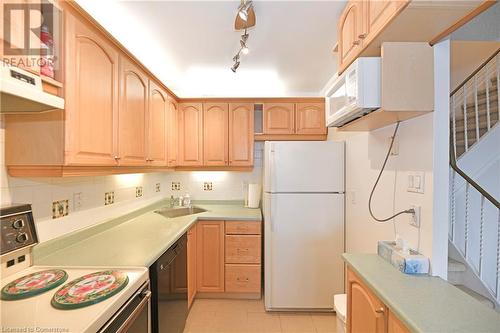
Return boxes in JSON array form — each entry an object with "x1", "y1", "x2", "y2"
[{"x1": 407, "y1": 171, "x2": 425, "y2": 193}]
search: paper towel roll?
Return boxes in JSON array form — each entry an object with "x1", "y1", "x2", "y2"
[{"x1": 247, "y1": 183, "x2": 261, "y2": 208}]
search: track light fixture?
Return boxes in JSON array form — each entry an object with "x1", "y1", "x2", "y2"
[{"x1": 231, "y1": 0, "x2": 255, "y2": 72}]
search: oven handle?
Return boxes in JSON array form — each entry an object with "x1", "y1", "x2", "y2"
[{"x1": 99, "y1": 286, "x2": 151, "y2": 333}]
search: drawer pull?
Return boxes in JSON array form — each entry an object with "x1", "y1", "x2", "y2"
[
  {"x1": 236, "y1": 277, "x2": 250, "y2": 282},
  {"x1": 237, "y1": 248, "x2": 249, "y2": 254},
  {"x1": 375, "y1": 307, "x2": 385, "y2": 314}
]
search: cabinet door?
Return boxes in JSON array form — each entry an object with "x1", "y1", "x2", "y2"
[
  {"x1": 64, "y1": 12, "x2": 119, "y2": 165},
  {"x1": 187, "y1": 225, "x2": 197, "y2": 308},
  {"x1": 338, "y1": 1, "x2": 365, "y2": 73},
  {"x1": 178, "y1": 103, "x2": 203, "y2": 166},
  {"x1": 147, "y1": 80, "x2": 167, "y2": 166},
  {"x1": 295, "y1": 102, "x2": 326, "y2": 135},
  {"x1": 196, "y1": 221, "x2": 225, "y2": 292},
  {"x1": 229, "y1": 103, "x2": 254, "y2": 166},
  {"x1": 364, "y1": 0, "x2": 408, "y2": 46},
  {"x1": 263, "y1": 103, "x2": 295, "y2": 134},
  {"x1": 167, "y1": 99, "x2": 178, "y2": 167},
  {"x1": 118, "y1": 57, "x2": 148, "y2": 165},
  {"x1": 203, "y1": 103, "x2": 229, "y2": 166},
  {"x1": 347, "y1": 268, "x2": 386, "y2": 333},
  {"x1": 388, "y1": 311, "x2": 411, "y2": 333}
]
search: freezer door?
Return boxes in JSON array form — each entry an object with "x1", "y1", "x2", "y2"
[
  {"x1": 264, "y1": 193, "x2": 344, "y2": 310},
  {"x1": 264, "y1": 141, "x2": 344, "y2": 193}
]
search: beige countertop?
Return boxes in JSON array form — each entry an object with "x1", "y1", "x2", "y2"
[
  {"x1": 34, "y1": 200, "x2": 261, "y2": 267},
  {"x1": 343, "y1": 253, "x2": 500, "y2": 333}
]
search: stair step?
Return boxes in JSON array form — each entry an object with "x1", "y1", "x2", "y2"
[
  {"x1": 455, "y1": 285, "x2": 495, "y2": 309},
  {"x1": 448, "y1": 258, "x2": 467, "y2": 272}
]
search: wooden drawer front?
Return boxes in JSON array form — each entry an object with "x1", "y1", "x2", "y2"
[
  {"x1": 225, "y1": 264, "x2": 261, "y2": 293},
  {"x1": 225, "y1": 235, "x2": 261, "y2": 264},
  {"x1": 225, "y1": 221, "x2": 261, "y2": 235}
]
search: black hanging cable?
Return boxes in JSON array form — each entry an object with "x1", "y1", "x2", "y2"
[{"x1": 368, "y1": 122, "x2": 415, "y2": 223}]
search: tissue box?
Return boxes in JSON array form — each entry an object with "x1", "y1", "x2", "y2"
[{"x1": 377, "y1": 241, "x2": 429, "y2": 275}]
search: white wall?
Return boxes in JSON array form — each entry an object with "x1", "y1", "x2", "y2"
[
  {"x1": 0, "y1": 115, "x2": 264, "y2": 243},
  {"x1": 329, "y1": 114, "x2": 435, "y2": 263}
]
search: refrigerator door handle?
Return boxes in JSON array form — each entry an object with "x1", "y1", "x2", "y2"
[
  {"x1": 270, "y1": 196, "x2": 275, "y2": 232},
  {"x1": 270, "y1": 145, "x2": 276, "y2": 193}
]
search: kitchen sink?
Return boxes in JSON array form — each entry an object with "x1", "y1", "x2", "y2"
[{"x1": 154, "y1": 206, "x2": 207, "y2": 218}]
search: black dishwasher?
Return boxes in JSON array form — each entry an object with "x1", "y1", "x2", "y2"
[{"x1": 150, "y1": 234, "x2": 188, "y2": 333}]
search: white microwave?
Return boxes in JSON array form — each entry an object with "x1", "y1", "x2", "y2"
[{"x1": 325, "y1": 57, "x2": 381, "y2": 127}]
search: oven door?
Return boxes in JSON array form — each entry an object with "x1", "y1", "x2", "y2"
[{"x1": 99, "y1": 282, "x2": 151, "y2": 333}]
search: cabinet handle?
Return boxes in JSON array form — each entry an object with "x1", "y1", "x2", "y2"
[
  {"x1": 114, "y1": 156, "x2": 121, "y2": 160},
  {"x1": 353, "y1": 40, "x2": 361, "y2": 46},
  {"x1": 236, "y1": 277, "x2": 249, "y2": 282},
  {"x1": 358, "y1": 33, "x2": 367, "y2": 39},
  {"x1": 146, "y1": 158, "x2": 154, "y2": 162},
  {"x1": 375, "y1": 307, "x2": 385, "y2": 314}
]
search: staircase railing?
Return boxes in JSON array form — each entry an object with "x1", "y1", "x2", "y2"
[{"x1": 449, "y1": 48, "x2": 500, "y2": 305}]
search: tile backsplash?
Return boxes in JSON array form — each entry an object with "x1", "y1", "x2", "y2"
[{"x1": 0, "y1": 116, "x2": 264, "y2": 243}]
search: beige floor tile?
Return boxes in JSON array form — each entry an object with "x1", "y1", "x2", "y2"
[
  {"x1": 244, "y1": 299, "x2": 267, "y2": 313},
  {"x1": 279, "y1": 313, "x2": 315, "y2": 333},
  {"x1": 213, "y1": 311, "x2": 248, "y2": 333},
  {"x1": 247, "y1": 312, "x2": 282, "y2": 333},
  {"x1": 311, "y1": 313, "x2": 337, "y2": 333}
]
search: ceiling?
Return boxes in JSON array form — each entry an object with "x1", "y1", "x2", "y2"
[{"x1": 76, "y1": 0, "x2": 345, "y2": 98}]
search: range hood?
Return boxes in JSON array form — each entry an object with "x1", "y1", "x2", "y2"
[{"x1": 0, "y1": 64, "x2": 64, "y2": 113}]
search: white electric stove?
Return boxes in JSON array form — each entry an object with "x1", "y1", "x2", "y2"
[{"x1": 1, "y1": 204, "x2": 150, "y2": 333}]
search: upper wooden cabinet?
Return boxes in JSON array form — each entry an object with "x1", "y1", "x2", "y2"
[
  {"x1": 167, "y1": 99, "x2": 179, "y2": 167},
  {"x1": 364, "y1": 1, "x2": 406, "y2": 46},
  {"x1": 118, "y1": 57, "x2": 148, "y2": 166},
  {"x1": 347, "y1": 268, "x2": 387, "y2": 333},
  {"x1": 178, "y1": 103, "x2": 204, "y2": 166},
  {"x1": 229, "y1": 103, "x2": 254, "y2": 166},
  {"x1": 147, "y1": 80, "x2": 168, "y2": 166},
  {"x1": 338, "y1": 1, "x2": 365, "y2": 72},
  {"x1": 196, "y1": 221, "x2": 225, "y2": 293},
  {"x1": 295, "y1": 103, "x2": 326, "y2": 135},
  {"x1": 263, "y1": 103, "x2": 295, "y2": 134},
  {"x1": 64, "y1": 11, "x2": 119, "y2": 166},
  {"x1": 203, "y1": 103, "x2": 229, "y2": 166}
]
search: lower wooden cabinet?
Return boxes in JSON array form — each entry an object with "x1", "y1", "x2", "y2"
[
  {"x1": 225, "y1": 235, "x2": 261, "y2": 264},
  {"x1": 187, "y1": 225, "x2": 197, "y2": 308},
  {"x1": 225, "y1": 264, "x2": 261, "y2": 293},
  {"x1": 347, "y1": 267, "x2": 410, "y2": 333},
  {"x1": 196, "y1": 221, "x2": 225, "y2": 292}
]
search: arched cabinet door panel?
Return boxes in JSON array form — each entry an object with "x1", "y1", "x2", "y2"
[
  {"x1": 118, "y1": 56, "x2": 148, "y2": 166},
  {"x1": 229, "y1": 103, "x2": 254, "y2": 166},
  {"x1": 64, "y1": 13, "x2": 119, "y2": 165},
  {"x1": 178, "y1": 103, "x2": 203, "y2": 166},
  {"x1": 338, "y1": 1, "x2": 364, "y2": 73},
  {"x1": 263, "y1": 103, "x2": 295, "y2": 134},
  {"x1": 147, "y1": 80, "x2": 168, "y2": 166},
  {"x1": 295, "y1": 103, "x2": 326, "y2": 135},
  {"x1": 203, "y1": 103, "x2": 229, "y2": 166}
]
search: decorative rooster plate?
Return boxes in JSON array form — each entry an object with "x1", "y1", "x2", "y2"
[
  {"x1": 1, "y1": 269, "x2": 68, "y2": 300},
  {"x1": 51, "y1": 270, "x2": 128, "y2": 310}
]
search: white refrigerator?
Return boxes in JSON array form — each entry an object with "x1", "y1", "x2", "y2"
[{"x1": 263, "y1": 141, "x2": 345, "y2": 311}]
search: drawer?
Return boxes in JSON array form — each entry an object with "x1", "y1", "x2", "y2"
[
  {"x1": 225, "y1": 235, "x2": 261, "y2": 264},
  {"x1": 225, "y1": 264, "x2": 261, "y2": 293},
  {"x1": 225, "y1": 221, "x2": 261, "y2": 235}
]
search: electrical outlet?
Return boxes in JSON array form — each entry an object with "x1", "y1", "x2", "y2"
[
  {"x1": 203, "y1": 182, "x2": 213, "y2": 191},
  {"x1": 389, "y1": 135, "x2": 399, "y2": 156},
  {"x1": 105, "y1": 191, "x2": 115, "y2": 205},
  {"x1": 171, "y1": 182, "x2": 181, "y2": 191},
  {"x1": 155, "y1": 183, "x2": 161, "y2": 192},
  {"x1": 135, "y1": 186, "x2": 143, "y2": 198},
  {"x1": 73, "y1": 192, "x2": 83, "y2": 211},
  {"x1": 409, "y1": 205, "x2": 421, "y2": 228}
]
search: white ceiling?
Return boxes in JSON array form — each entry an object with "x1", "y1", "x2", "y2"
[{"x1": 76, "y1": 0, "x2": 345, "y2": 98}]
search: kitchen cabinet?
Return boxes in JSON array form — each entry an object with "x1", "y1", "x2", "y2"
[
  {"x1": 263, "y1": 103, "x2": 295, "y2": 134},
  {"x1": 224, "y1": 221, "x2": 262, "y2": 294},
  {"x1": 364, "y1": 1, "x2": 407, "y2": 47},
  {"x1": 147, "y1": 80, "x2": 168, "y2": 166},
  {"x1": 295, "y1": 103, "x2": 327, "y2": 135},
  {"x1": 118, "y1": 56, "x2": 148, "y2": 166},
  {"x1": 338, "y1": 1, "x2": 365, "y2": 74},
  {"x1": 187, "y1": 225, "x2": 197, "y2": 308},
  {"x1": 203, "y1": 103, "x2": 229, "y2": 166},
  {"x1": 347, "y1": 267, "x2": 410, "y2": 333},
  {"x1": 167, "y1": 98, "x2": 179, "y2": 167},
  {"x1": 196, "y1": 221, "x2": 225, "y2": 293},
  {"x1": 178, "y1": 103, "x2": 204, "y2": 166},
  {"x1": 229, "y1": 103, "x2": 254, "y2": 166},
  {"x1": 64, "y1": 10, "x2": 119, "y2": 166}
]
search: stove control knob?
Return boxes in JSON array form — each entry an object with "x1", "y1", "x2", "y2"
[
  {"x1": 12, "y1": 219, "x2": 25, "y2": 229},
  {"x1": 16, "y1": 233, "x2": 28, "y2": 243}
]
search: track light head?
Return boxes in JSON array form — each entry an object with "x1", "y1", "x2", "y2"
[{"x1": 231, "y1": 61, "x2": 241, "y2": 73}]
